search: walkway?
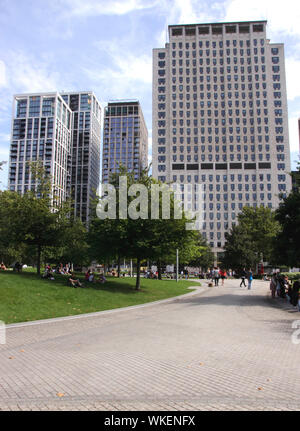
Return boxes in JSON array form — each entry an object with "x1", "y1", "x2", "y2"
[{"x1": 0, "y1": 278, "x2": 300, "y2": 411}]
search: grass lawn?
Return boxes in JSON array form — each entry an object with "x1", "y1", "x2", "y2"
[{"x1": 0, "y1": 270, "x2": 200, "y2": 324}]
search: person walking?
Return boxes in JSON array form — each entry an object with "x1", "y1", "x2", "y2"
[
  {"x1": 213, "y1": 267, "x2": 220, "y2": 286},
  {"x1": 270, "y1": 273, "x2": 277, "y2": 299},
  {"x1": 240, "y1": 268, "x2": 247, "y2": 287},
  {"x1": 247, "y1": 269, "x2": 253, "y2": 290},
  {"x1": 220, "y1": 268, "x2": 227, "y2": 286}
]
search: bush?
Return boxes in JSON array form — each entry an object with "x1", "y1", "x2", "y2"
[{"x1": 281, "y1": 272, "x2": 300, "y2": 281}]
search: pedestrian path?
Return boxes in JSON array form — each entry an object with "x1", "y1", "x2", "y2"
[{"x1": 0, "y1": 278, "x2": 299, "y2": 411}]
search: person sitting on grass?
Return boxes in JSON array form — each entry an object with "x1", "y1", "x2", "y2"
[
  {"x1": 68, "y1": 273, "x2": 82, "y2": 288},
  {"x1": 0, "y1": 262, "x2": 7, "y2": 271},
  {"x1": 98, "y1": 274, "x2": 106, "y2": 284},
  {"x1": 88, "y1": 272, "x2": 95, "y2": 283},
  {"x1": 85, "y1": 269, "x2": 91, "y2": 281},
  {"x1": 42, "y1": 268, "x2": 55, "y2": 280}
]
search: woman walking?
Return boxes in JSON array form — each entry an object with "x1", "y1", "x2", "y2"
[{"x1": 220, "y1": 269, "x2": 227, "y2": 286}]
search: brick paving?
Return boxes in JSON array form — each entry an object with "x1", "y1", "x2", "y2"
[{"x1": 0, "y1": 279, "x2": 300, "y2": 411}]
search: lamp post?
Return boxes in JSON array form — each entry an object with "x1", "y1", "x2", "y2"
[{"x1": 176, "y1": 249, "x2": 179, "y2": 282}]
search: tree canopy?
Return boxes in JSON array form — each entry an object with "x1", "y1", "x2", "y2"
[
  {"x1": 88, "y1": 167, "x2": 211, "y2": 288},
  {"x1": 223, "y1": 206, "x2": 280, "y2": 270},
  {"x1": 272, "y1": 188, "x2": 300, "y2": 267}
]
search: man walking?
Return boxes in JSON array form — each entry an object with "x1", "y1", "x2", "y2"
[
  {"x1": 213, "y1": 267, "x2": 220, "y2": 286},
  {"x1": 240, "y1": 268, "x2": 247, "y2": 287}
]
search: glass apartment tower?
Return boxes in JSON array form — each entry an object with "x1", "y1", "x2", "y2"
[
  {"x1": 152, "y1": 21, "x2": 292, "y2": 256},
  {"x1": 8, "y1": 91, "x2": 102, "y2": 223},
  {"x1": 102, "y1": 100, "x2": 148, "y2": 183},
  {"x1": 8, "y1": 92, "x2": 72, "y2": 205},
  {"x1": 61, "y1": 92, "x2": 102, "y2": 223}
]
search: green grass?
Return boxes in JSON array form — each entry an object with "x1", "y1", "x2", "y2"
[{"x1": 0, "y1": 270, "x2": 199, "y2": 324}]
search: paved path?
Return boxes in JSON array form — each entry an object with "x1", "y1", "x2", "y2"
[{"x1": 1, "y1": 279, "x2": 300, "y2": 411}]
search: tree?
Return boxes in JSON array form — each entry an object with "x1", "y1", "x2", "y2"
[
  {"x1": 47, "y1": 217, "x2": 89, "y2": 268},
  {"x1": 223, "y1": 206, "x2": 280, "y2": 271},
  {"x1": 0, "y1": 163, "x2": 73, "y2": 274},
  {"x1": 186, "y1": 236, "x2": 215, "y2": 271},
  {"x1": 88, "y1": 166, "x2": 203, "y2": 289},
  {"x1": 272, "y1": 191, "x2": 300, "y2": 267}
]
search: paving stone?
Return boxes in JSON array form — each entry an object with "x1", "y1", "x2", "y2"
[{"x1": 1, "y1": 280, "x2": 300, "y2": 411}]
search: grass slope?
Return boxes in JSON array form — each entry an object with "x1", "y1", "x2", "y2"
[{"x1": 0, "y1": 270, "x2": 199, "y2": 324}]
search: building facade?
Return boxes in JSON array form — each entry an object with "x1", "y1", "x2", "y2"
[
  {"x1": 8, "y1": 91, "x2": 102, "y2": 223},
  {"x1": 102, "y1": 100, "x2": 148, "y2": 183},
  {"x1": 61, "y1": 92, "x2": 102, "y2": 223},
  {"x1": 152, "y1": 21, "x2": 292, "y2": 256},
  {"x1": 8, "y1": 92, "x2": 72, "y2": 205}
]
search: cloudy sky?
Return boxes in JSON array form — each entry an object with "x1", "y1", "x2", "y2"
[{"x1": 0, "y1": 0, "x2": 300, "y2": 188}]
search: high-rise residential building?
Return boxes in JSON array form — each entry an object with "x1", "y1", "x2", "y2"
[
  {"x1": 152, "y1": 20, "x2": 292, "y2": 257},
  {"x1": 8, "y1": 92, "x2": 72, "y2": 205},
  {"x1": 8, "y1": 91, "x2": 102, "y2": 223},
  {"x1": 61, "y1": 92, "x2": 102, "y2": 223},
  {"x1": 102, "y1": 100, "x2": 148, "y2": 183}
]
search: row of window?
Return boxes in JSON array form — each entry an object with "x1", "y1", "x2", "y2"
[
  {"x1": 160, "y1": 68, "x2": 268, "y2": 77},
  {"x1": 168, "y1": 38, "x2": 266, "y2": 50}
]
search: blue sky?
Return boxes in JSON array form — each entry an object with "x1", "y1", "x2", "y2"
[{"x1": 0, "y1": 0, "x2": 300, "y2": 188}]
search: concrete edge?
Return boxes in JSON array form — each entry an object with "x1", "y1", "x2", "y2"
[{"x1": 6, "y1": 281, "x2": 209, "y2": 329}]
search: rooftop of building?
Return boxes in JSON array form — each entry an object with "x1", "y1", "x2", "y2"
[
  {"x1": 168, "y1": 20, "x2": 267, "y2": 28},
  {"x1": 107, "y1": 99, "x2": 140, "y2": 106}
]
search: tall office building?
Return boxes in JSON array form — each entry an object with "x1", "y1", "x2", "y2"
[
  {"x1": 102, "y1": 100, "x2": 148, "y2": 183},
  {"x1": 8, "y1": 92, "x2": 72, "y2": 205},
  {"x1": 152, "y1": 21, "x2": 292, "y2": 257},
  {"x1": 8, "y1": 91, "x2": 102, "y2": 223},
  {"x1": 61, "y1": 92, "x2": 102, "y2": 223}
]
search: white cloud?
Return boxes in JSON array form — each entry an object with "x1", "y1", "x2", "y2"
[
  {"x1": 285, "y1": 58, "x2": 300, "y2": 101},
  {"x1": 59, "y1": 0, "x2": 158, "y2": 17},
  {"x1": 223, "y1": 0, "x2": 300, "y2": 38},
  {"x1": 288, "y1": 114, "x2": 300, "y2": 153},
  {"x1": 156, "y1": 0, "x2": 218, "y2": 46},
  {"x1": 6, "y1": 52, "x2": 60, "y2": 93},
  {"x1": 84, "y1": 40, "x2": 152, "y2": 100},
  {"x1": 0, "y1": 61, "x2": 6, "y2": 88}
]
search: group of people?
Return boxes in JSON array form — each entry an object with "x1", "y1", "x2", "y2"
[
  {"x1": 269, "y1": 272, "x2": 300, "y2": 311},
  {"x1": 85, "y1": 269, "x2": 106, "y2": 284},
  {"x1": 207, "y1": 267, "x2": 228, "y2": 286},
  {"x1": 41, "y1": 264, "x2": 107, "y2": 288},
  {"x1": 239, "y1": 268, "x2": 254, "y2": 289},
  {"x1": 55, "y1": 263, "x2": 72, "y2": 275}
]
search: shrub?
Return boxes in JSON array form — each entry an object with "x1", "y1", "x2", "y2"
[{"x1": 281, "y1": 272, "x2": 300, "y2": 281}]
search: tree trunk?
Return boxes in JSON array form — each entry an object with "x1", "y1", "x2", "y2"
[
  {"x1": 158, "y1": 260, "x2": 162, "y2": 280},
  {"x1": 117, "y1": 255, "x2": 121, "y2": 278},
  {"x1": 37, "y1": 244, "x2": 41, "y2": 275},
  {"x1": 135, "y1": 257, "x2": 141, "y2": 290}
]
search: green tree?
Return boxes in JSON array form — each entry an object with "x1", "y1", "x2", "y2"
[
  {"x1": 186, "y1": 236, "x2": 215, "y2": 271},
  {"x1": 47, "y1": 217, "x2": 89, "y2": 268},
  {"x1": 88, "y1": 166, "x2": 202, "y2": 289},
  {"x1": 273, "y1": 190, "x2": 300, "y2": 267},
  {"x1": 0, "y1": 163, "x2": 74, "y2": 274},
  {"x1": 223, "y1": 206, "x2": 280, "y2": 270}
]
